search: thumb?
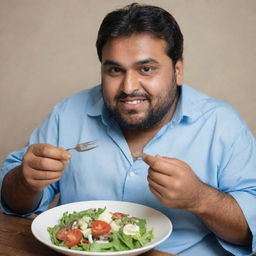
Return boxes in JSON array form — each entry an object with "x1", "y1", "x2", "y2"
[{"x1": 142, "y1": 153, "x2": 159, "y2": 165}]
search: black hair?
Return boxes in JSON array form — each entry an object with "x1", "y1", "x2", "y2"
[{"x1": 96, "y1": 3, "x2": 183, "y2": 65}]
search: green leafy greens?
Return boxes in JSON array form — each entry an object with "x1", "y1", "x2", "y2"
[{"x1": 47, "y1": 207, "x2": 154, "y2": 252}]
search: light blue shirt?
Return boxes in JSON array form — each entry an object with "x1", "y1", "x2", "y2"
[{"x1": 1, "y1": 85, "x2": 256, "y2": 256}]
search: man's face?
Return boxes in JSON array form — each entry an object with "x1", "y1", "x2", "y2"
[{"x1": 101, "y1": 33, "x2": 183, "y2": 130}]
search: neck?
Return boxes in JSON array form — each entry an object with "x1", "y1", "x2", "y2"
[{"x1": 122, "y1": 89, "x2": 180, "y2": 160}]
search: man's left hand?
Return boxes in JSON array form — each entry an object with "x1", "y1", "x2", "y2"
[{"x1": 142, "y1": 153, "x2": 207, "y2": 212}]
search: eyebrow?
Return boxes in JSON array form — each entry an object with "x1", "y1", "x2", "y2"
[
  {"x1": 103, "y1": 60, "x2": 121, "y2": 66},
  {"x1": 103, "y1": 58, "x2": 159, "y2": 66},
  {"x1": 137, "y1": 58, "x2": 159, "y2": 65}
]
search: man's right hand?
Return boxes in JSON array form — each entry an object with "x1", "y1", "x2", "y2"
[{"x1": 21, "y1": 143, "x2": 72, "y2": 191}]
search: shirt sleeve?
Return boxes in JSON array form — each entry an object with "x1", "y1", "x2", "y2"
[
  {"x1": 0, "y1": 105, "x2": 61, "y2": 216},
  {"x1": 217, "y1": 125, "x2": 256, "y2": 256}
]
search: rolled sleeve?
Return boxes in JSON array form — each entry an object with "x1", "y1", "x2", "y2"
[
  {"x1": 0, "y1": 105, "x2": 60, "y2": 216},
  {"x1": 1, "y1": 187, "x2": 56, "y2": 217},
  {"x1": 217, "y1": 126, "x2": 256, "y2": 255},
  {"x1": 216, "y1": 191, "x2": 256, "y2": 256},
  {"x1": 0, "y1": 149, "x2": 27, "y2": 211}
]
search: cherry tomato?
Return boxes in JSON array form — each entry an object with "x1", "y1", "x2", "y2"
[
  {"x1": 113, "y1": 212, "x2": 126, "y2": 219},
  {"x1": 83, "y1": 239, "x2": 90, "y2": 244},
  {"x1": 63, "y1": 229, "x2": 83, "y2": 247},
  {"x1": 91, "y1": 220, "x2": 111, "y2": 236},
  {"x1": 56, "y1": 227, "x2": 70, "y2": 241}
]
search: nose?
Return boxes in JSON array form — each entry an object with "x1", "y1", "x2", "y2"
[{"x1": 121, "y1": 70, "x2": 140, "y2": 94}]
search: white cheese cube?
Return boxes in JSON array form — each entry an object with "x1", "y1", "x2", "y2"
[
  {"x1": 123, "y1": 224, "x2": 140, "y2": 236},
  {"x1": 82, "y1": 228, "x2": 92, "y2": 238},
  {"x1": 110, "y1": 220, "x2": 120, "y2": 232},
  {"x1": 98, "y1": 211, "x2": 113, "y2": 223}
]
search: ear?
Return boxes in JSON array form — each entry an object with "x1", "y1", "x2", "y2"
[{"x1": 174, "y1": 59, "x2": 184, "y2": 85}]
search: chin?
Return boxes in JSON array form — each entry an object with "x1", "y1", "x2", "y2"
[
  {"x1": 119, "y1": 119, "x2": 152, "y2": 130},
  {"x1": 122, "y1": 115, "x2": 146, "y2": 125}
]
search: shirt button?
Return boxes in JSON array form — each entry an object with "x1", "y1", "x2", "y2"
[{"x1": 129, "y1": 171, "x2": 136, "y2": 177}]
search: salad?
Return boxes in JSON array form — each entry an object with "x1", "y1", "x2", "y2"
[{"x1": 47, "y1": 207, "x2": 154, "y2": 252}]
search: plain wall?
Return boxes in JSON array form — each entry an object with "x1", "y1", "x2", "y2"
[{"x1": 1, "y1": 0, "x2": 256, "y2": 165}]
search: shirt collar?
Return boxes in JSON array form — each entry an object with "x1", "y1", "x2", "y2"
[
  {"x1": 170, "y1": 84, "x2": 198, "y2": 125},
  {"x1": 87, "y1": 96, "x2": 105, "y2": 117},
  {"x1": 87, "y1": 91, "x2": 112, "y2": 128}
]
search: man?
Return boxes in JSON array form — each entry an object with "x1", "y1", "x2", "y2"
[{"x1": 0, "y1": 3, "x2": 255, "y2": 256}]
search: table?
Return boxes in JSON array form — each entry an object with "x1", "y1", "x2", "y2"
[{"x1": 0, "y1": 211, "x2": 177, "y2": 256}]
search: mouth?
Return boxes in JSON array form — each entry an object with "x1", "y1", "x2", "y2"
[
  {"x1": 120, "y1": 98, "x2": 147, "y2": 105},
  {"x1": 115, "y1": 93, "x2": 150, "y2": 113}
]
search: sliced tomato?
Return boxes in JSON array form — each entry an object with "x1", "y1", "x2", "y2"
[
  {"x1": 56, "y1": 227, "x2": 70, "y2": 241},
  {"x1": 63, "y1": 229, "x2": 83, "y2": 247},
  {"x1": 112, "y1": 212, "x2": 126, "y2": 219},
  {"x1": 91, "y1": 220, "x2": 111, "y2": 236}
]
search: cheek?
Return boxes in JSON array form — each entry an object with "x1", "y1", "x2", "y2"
[
  {"x1": 102, "y1": 79, "x2": 119, "y2": 103},
  {"x1": 102, "y1": 86, "x2": 113, "y2": 102},
  {"x1": 143, "y1": 76, "x2": 170, "y2": 97}
]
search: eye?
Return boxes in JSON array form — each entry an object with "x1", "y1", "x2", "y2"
[
  {"x1": 141, "y1": 66, "x2": 152, "y2": 72},
  {"x1": 139, "y1": 66, "x2": 157, "y2": 75},
  {"x1": 108, "y1": 67, "x2": 122, "y2": 73}
]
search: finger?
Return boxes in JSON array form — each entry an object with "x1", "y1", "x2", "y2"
[
  {"x1": 152, "y1": 154, "x2": 187, "y2": 168},
  {"x1": 148, "y1": 171, "x2": 165, "y2": 187},
  {"x1": 161, "y1": 155, "x2": 189, "y2": 169},
  {"x1": 149, "y1": 182, "x2": 169, "y2": 207},
  {"x1": 27, "y1": 156, "x2": 67, "y2": 171},
  {"x1": 148, "y1": 174, "x2": 167, "y2": 195},
  {"x1": 143, "y1": 154, "x2": 175, "y2": 176},
  {"x1": 29, "y1": 169, "x2": 64, "y2": 181},
  {"x1": 142, "y1": 153, "x2": 158, "y2": 165},
  {"x1": 143, "y1": 153, "x2": 188, "y2": 176},
  {"x1": 29, "y1": 144, "x2": 71, "y2": 161},
  {"x1": 143, "y1": 153, "x2": 186, "y2": 167},
  {"x1": 148, "y1": 176, "x2": 179, "y2": 206},
  {"x1": 142, "y1": 154, "x2": 167, "y2": 172},
  {"x1": 148, "y1": 169, "x2": 173, "y2": 187},
  {"x1": 143, "y1": 153, "x2": 176, "y2": 168},
  {"x1": 148, "y1": 183, "x2": 164, "y2": 202},
  {"x1": 28, "y1": 176, "x2": 62, "y2": 191}
]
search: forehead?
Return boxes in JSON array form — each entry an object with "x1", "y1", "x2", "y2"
[{"x1": 101, "y1": 33, "x2": 170, "y2": 64}]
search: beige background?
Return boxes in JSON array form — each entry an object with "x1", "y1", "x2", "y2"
[{"x1": 0, "y1": 0, "x2": 256, "y2": 165}]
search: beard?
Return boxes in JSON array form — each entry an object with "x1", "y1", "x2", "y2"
[{"x1": 102, "y1": 76, "x2": 179, "y2": 130}]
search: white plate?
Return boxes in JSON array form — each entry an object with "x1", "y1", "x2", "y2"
[{"x1": 31, "y1": 200, "x2": 172, "y2": 256}]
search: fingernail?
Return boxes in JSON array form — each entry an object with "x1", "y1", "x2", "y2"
[{"x1": 65, "y1": 153, "x2": 72, "y2": 160}]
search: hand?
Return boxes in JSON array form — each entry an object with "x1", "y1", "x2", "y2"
[
  {"x1": 142, "y1": 153, "x2": 207, "y2": 212},
  {"x1": 21, "y1": 143, "x2": 71, "y2": 192}
]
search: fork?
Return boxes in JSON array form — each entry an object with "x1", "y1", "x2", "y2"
[{"x1": 66, "y1": 140, "x2": 98, "y2": 152}]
